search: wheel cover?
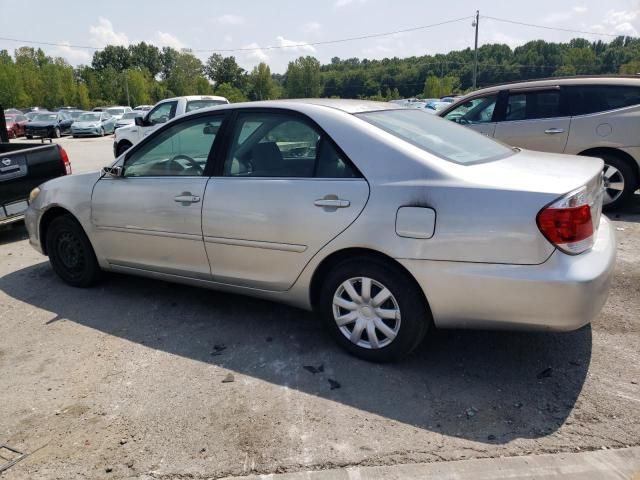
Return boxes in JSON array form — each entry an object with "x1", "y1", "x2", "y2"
[
  {"x1": 332, "y1": 277, "x2": 401, "y2": 349},
  {"x1": 56, "y1": 231, "x2": 85, "y2": 274},
  {"x1": 603, "y1": 164, "x2": 625, "y2": 205}
]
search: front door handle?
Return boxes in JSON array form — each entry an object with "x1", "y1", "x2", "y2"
[
  {"x1": 174, "y1": 192, "x2": 200, "y2": 204},
  {"x1": 314, "y1": 198, "x2": 350, "y2": 208},
  {"x1": 544, "y1": 128, "x2": 565, "y2": 134}
]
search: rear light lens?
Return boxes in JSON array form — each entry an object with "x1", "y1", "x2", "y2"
[
  {"x1": 537, "y1": 186, "x2": 597, "y2": 255},
  {"x1": 59, "y1": 146, "x2": 71, "y2": 175}
]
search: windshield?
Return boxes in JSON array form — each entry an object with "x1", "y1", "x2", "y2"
[
  {"x1": 33, "y1": 113, "x2": 58, "y2": 121},
  {"x1": 356, "y1": 109, "x2": 513, "y2": 165},
  {"x1": 185, "y1": 99, "x2": 227, "y2": 113},
  {"x1": 107, "y1": 107, "x2": 125, "y2": 115},
  {"x1": 121, "y1": 112, "x2": 139, "y2": 119},
  {"x1": 78, "y1": 113, "x2": 101, "y2": 121},
  {"x1": 69, "y1": 111, "x2": 84, "y2": 119}
]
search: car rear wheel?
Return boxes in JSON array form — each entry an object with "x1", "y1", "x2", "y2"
[
  {"x1": 599, "y1": 154, "x2": 637, "y2": 210},
  {"x1": 319, "y1": 257, "x2": 429, "y2": 362},
  {"x1": 54, "y1": 127, "x2": 61, "y2": 138},
  {"x1": 46, "y1": 215, "x2": 102, "y2": 288}
]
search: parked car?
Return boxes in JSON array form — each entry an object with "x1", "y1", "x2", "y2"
[
  {"x1": 114, "y1": 111, "x2": 143, "y2": 130},
  {"x1": 25, "y1": 99, "x2": 614, "y2": 362},
  {"x1": 1, "y1": 115, "x2": 72, "y2": 225},
  {"x1": 56, "y1": 106, "x2": 78, "y2": 111},
  {"x1": 439, "y1": 76, "x2": 640, "y2": 209},
  {"x1": 71, "y1": 111, "x2": 116, "y2": 137},
  {"x1": 25, "y1": 111, "x2": 73, "y2": 139},
  {"x1": 4, "y1": 113, "x2": 29, "y2": 138},
  {"x1": 113, "y1": 95, "x2": 229, "y2": 156},
  {"x1": 425, "y1": 101, "x2": 450, "y2": 113},
  {"x1": 92, "y1": 107, "x2": 105, "y2": 112},
  {"x1": 105, "y1": 106, "x2": 132, "y2": 121},
  {"x1": 134, "y1": 105, "x2": 153, "y2": 111},
  {"x1": 67, "y1": 110, "x2": 86, "y2": 121},
  {"x1": 4, "y1": 108, "x2": 23, "y2": 115},
  {"x1": 24, "y1": 111, "x2": 43, "y2": 121}
]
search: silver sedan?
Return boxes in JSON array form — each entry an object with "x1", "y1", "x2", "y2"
[{"x1": 24, "y1": 99, "x2": 616, "y2": 362}]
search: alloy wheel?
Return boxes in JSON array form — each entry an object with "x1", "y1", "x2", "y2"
[
  {"x1": 602, "y1": 163, "x2": 625, "y2": 205},
  {"x1": 332, "y1": 277, "x2": 401, "y2": 349}
]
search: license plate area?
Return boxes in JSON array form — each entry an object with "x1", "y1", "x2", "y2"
[{"x1": 2, "y1": 200, "x2": 29, "y2": 218}]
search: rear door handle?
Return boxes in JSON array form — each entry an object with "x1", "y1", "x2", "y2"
[
  {"x1": 174, "y1": 193, "x2": 200, "y2": 204},
  {"x1": 314, "y1": 199, "x2": 350, "y2": 208},
  {"x1": 544, "y1": 128, "x2": 565, "y2": 134}
]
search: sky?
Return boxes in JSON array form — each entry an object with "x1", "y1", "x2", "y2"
[{"x1": 0, "y1": 0, "x2": 638, "y2": 73}]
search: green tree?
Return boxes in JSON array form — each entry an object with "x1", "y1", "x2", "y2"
[
  {"x1": 205, "y1": 54, "x2": 246, "y2": 88},
  {"x1": 214, "y1": 82, "x2": 247, "y2": 103},
  {"x1": 166, "y1": 51, "x2": 207, "y2": 96},
  {"x1": 92, "y1": 45, "x2": 131, "y2": 72},
  {"x1": 423, "y1": 75, "x2": 460, "y2": 98},
  {"x1": 126, "y1": 69, "x2": 152, "y2": 106},
  {"x1": 285, "y1": 56, "x2": 321, "y2": 98},
  {"x1": 248, "y1": 62, "x2": 277, "y2": 100},
  {"x1": 128, "y1": 42, "x2": 162, "y2": 77}
]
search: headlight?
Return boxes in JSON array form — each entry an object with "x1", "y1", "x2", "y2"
[{"x1": 29, "y1": 187, "x2": 41, "y2": 203}]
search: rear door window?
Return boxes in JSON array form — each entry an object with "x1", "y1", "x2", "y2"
[
  {"x1": 505, "y1": 90, "x2": 561, "y2": 121},
  {"x1": 567, "y1": 85, "x2": 640, "y2": 116}
]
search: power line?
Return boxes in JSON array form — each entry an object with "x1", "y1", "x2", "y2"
[
  {"x1": 0, "y1": 16, "x2": 472, "y2": 53},
  {"x1": 483, "y1": 15, "x2": 634, "y2": 38}
]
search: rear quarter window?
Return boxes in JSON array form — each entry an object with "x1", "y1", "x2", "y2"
[{"x1": 567, "y1": 85, "x2": 640, "y2": 116}]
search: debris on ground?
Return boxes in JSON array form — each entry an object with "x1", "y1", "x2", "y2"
[
  {"x1": 210, "y1": 344, "x2": 227, "y2": 356},
  {"x1": 222, "y1": 373, "x2": 235, "y2": 383},
  {"x1": 303, "y1": 364, "x2": 325, "y2": 374},
  {"x1": 465, "y1": 407, "x2": 478, "y2": 418},
  {"x1": 328, "y1": 378, "x2": 341, "y2": 390},
  {"x1": 537, "y1": 367, "x2": 553, "y2": 379},
  {"x1": 513, "y1": 401, "x2": 524, "y2": 408}
]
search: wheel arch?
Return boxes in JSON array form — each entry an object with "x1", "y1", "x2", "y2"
[
  {"x1": 578, "y1": 147, "x2": 640, "y2": 188},
  {"x1": 309, "y1": 247, "x2": 433, "y2": 319}
]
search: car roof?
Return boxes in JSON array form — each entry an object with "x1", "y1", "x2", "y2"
[
  {"x1": 459, "y1": 75, "x2": 640, "y2": 98},
  {"x1": 190, "y1": 98, "x2": 400, "y2": 115},
  {"x1": 161, "y1": 95, "x2": 229, "y2": 103}
]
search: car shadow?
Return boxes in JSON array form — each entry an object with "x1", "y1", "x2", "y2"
[
  {"x1": 0, "y1": 221, "x2": 28, "y2": 245},
  {"x1": 0, "y1": 260, "x2": 592, "y2": 444},
  {"x1": 608, "y1": 192, "x2": 640, "y2": 223}
]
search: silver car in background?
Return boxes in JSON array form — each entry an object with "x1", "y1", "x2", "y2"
[
  {"x1": 25, "y1": 100, "x2": 615, "y2": 362},
  {"x1": 439, "y1": 76, "x2": 640, "y2": 209},
  {"x1": 71, "y1": 111, "x2": 116, "y2": 137},
  {"x1": 114, "y1": 111, "x2": 144, "y2": 130}
]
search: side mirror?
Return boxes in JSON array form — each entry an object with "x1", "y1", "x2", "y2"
[
  {"x1": 203, "y1": 123, "x2": 219, "y2": 135},
  {"x1": 134, "y1": 116, "x2": 145, "y2": 127},
  {"x1": 102, "y1": 166, "x2": 123, "y2": 177}
]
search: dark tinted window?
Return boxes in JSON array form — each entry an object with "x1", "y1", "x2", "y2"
[
  {"x1": 567, "y1": 85, "x2": 640, "y2": 116},
  {"x1": 224, "y1": 112, "x2": 359, "y2": 178},
  {"x1": 505, "y1": 90, "x2": 561, "y2": 121}
]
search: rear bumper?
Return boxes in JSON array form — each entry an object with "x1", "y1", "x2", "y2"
[{"x1": 399, "y1": 216, "x2": 616, "y2": 331}]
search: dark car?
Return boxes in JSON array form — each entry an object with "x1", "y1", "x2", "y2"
[
  {"x1": 5, "y1": 114, "x2": 29, "y2": 138},
  {"x1": 25, "y1": 112, "x2": 74, "y2": 139}
]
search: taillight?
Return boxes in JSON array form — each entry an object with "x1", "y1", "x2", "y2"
[
  {"x1": 536, "y1": 186, "x2": 596, "y2": 255},
  {"x1": 59, "y1": 146, "x2": 72, "y2": 175}
]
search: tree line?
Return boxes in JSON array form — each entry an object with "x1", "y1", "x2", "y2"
[{"x1": 1, "y1": 36, "x2": 640, "y2": 110}]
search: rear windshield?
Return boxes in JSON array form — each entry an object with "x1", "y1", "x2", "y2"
[
  {"x1": 78, "y1": 113, "x2": 101, "y2": 121},
  {"x1": 185, "y1": 99, "x2": 227, "y2": 113},
  {"x1": 33, "y1": 113, "x2": 58, "y2": 121},
  {"x1": 356, "y1": 109, "x2": 513, "y2": 165},
  {"x1": 107, "y1": 108, "x2": 125, "y2": 115}
]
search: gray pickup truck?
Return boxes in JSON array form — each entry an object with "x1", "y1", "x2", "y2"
[{"x1": 1, "y1": 109, "x2": 72, "y2": 226}]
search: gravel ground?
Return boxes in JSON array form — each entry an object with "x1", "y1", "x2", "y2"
[{"x1": 0, "y1": 137, "x2": 639, "y2": 479}]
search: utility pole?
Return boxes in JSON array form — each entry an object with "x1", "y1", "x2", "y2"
[{"x1": 472, "y1": 10, "x2": 479, "y2": 89}]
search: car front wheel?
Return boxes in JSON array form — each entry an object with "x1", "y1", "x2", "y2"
[
  {"x1": 53, "y1": 127, "x2": 61, "y2": 138},
  {"x1": 46, "y1": 215, "x2": 102, "y2": 287},
  {"x1": 319, "y1": 257, "x2": 429, "y2": 362}
]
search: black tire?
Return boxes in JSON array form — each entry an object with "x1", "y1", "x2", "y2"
[
  {"x1": 116, "y1": 141, "x2": 132, "y2": 157},
  {"x1": 45, "y1": 215, "x2": 102, "y2": 288},
  {"x1": 598, "y1": 154, "x2": 638, "y2": 211},
  {"x1": 54, "y1": 127, "x2": 61, "y2": 138},
  {"x1": 26, "y1": 134, "x2": 33, "y2": 139},
  {"x1": 100, "y1": 127, "x2": 105, "y2": 137},
  {"x1": 72, "y1": 135, "x2": 78, "y2": 138},
  {"x1": 319, "y1": 257, "x2": 430, "y2": 362}
]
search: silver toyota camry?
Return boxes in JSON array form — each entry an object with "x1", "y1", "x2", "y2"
[{"x1": 25, "y1": 99, "x2": 616, "y2": 362}]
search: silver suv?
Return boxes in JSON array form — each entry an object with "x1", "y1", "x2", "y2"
[{"x1": 439, "y1": 76, "x2": 640, "y2": 209}]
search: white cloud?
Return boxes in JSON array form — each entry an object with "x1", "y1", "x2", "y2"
[
  {"x1": 154, "y1": 31, "x2": 186, "y2": 50},
  {"x1": 334, "y1": 0, "x2": 367, "y2": 7},
  {"x1": 275, "y1": 35, "x2": 316, "y2": 53},
  {"x1": 214, "y1": 14, "x2": 245, "y2": 25},
  {"x1": 53, "y1": 41, "x2": 91, "y2": 65},
  {"x1": 224, "y1": 35, "x2": 233, "y2": 44},
  {"x1": 89, "y1": 17, "x2": 129, "y2": 47},
  {"x1": 591, "y1": 8, "x2": 639, "y2": 36},
  {"x1": 301, "y1": 22, "x2": 322, "y2": 33},
  {"x1": 542, "y1": 6, "x2": 588, "y2": 23},
  {"x1": 242, "y1": 42, "x2": 269, "y2": 63},
  {"x1": 487, "y1": 31, "x2": 523, "y2": 49}
]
